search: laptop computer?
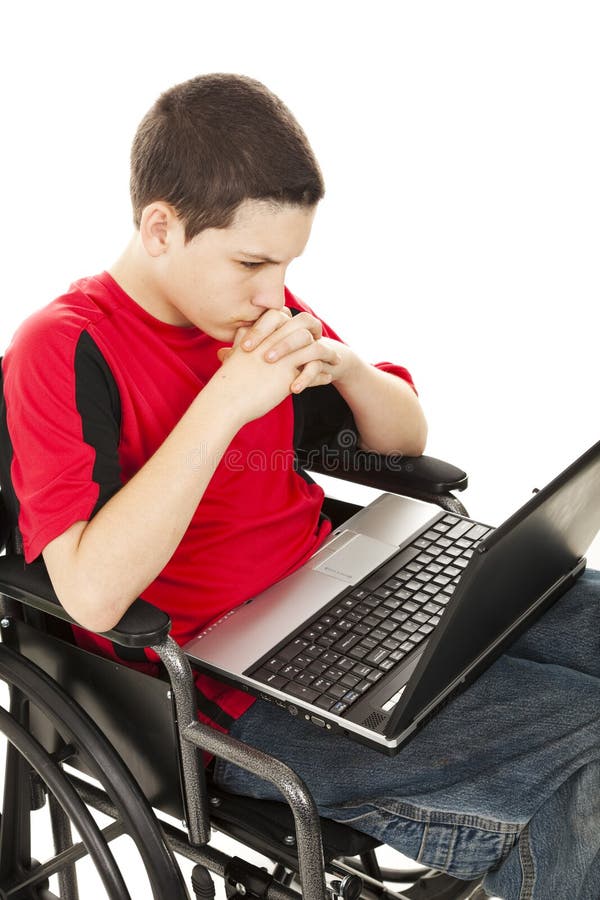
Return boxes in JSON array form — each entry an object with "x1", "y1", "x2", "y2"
[{"x1": 184, "y1": 440, "x2": 600, "y2": 754}]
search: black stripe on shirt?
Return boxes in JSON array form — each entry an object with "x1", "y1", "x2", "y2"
[{"x1": 74, "y1": 331, "x2": 123, "y2": 518}]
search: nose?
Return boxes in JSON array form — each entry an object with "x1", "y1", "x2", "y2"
[{"x1": 250, "y1": 270, "x2": 286, "y2": 311}]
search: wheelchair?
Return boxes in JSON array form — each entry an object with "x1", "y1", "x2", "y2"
[{"x1": 0, "y1": 424, "x2": 486, "y2": 899}]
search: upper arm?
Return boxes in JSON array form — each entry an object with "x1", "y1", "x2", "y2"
[
  {"x1": 2, "y1": 322, "x2": 122, "y2": 563},
  {"x1": 42, "y1": 520, "x2": 88, "y2": 615}
]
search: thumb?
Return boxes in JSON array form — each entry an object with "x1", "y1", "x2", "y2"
[{"x1": 216, "y1": 347, "x2": 234, "y2": 363}]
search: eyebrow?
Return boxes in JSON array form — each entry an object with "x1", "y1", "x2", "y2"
[{"x1": 237, "y1": 251, "x2": 282, "y2": 265}]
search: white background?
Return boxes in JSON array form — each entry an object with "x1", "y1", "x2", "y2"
[{"x1": 0, "y1": 1, "x2": 599, "y2": 896}]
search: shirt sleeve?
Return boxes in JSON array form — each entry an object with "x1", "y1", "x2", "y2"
[
  {"x1": 2, "y1": 315, "x2": 122, "y2": 562},
  {"x1": 284, "y1": 288, "x2": 417, "y2": 452}
]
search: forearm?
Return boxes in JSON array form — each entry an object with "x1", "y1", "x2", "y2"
[
  {"x1": 43, "y1": 382, "x2": 241, "y2": 632},
  {"x1": 333, "y1": 352, "x2": 428, "y2": 457}
]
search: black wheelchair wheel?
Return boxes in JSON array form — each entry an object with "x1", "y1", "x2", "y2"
[{"x1": 0, "y1": 643, "x2": 189, "y2": 900}]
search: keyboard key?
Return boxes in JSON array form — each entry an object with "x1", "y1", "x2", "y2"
[
  {"x1": 401, "y1": 600, "x2": 419, "y2": 613},
  {"x1": 278, "y1": 639, "x2": 308, "y2": 661},
  {"x1": 315, "y1": 695, "x2": 336, "y2": 710},
  {"x1": 409, "y1": 632, "x2": 426, "y2": 644},
  {"x1": 391, "y1": 609, "x2": 410, "y2": 623},
  {"x1": 413, "y1": 611, "x2": 430, "y2": 624},
  {"x1": 446, "y1": 519, "x2": 473, "y2": 539},
  {"x1": 333, "y1": 634, "x2": 361, "y2": 654},
  {"x1": 433, "y1": 521, "x2": 452, "y2": 533},
  {"x1": 423, "y1": 583, "x2": 442, "y2": 596},
  {"x1": 307, "y1": 660, "x2": 329, "y2": 674},
  {"x1": 342, "y1": 690, "x2": 361, "y2": 704},
  {"x1": 406, "y1": 579, "x2": 423, "y2": 592},
  {"x1": 312, "y1": 677, "x2": 333, "y2": 693},
  {"x1": 370, "y1": 627, "x2": 388, "y2": 642},
  {"x1": 433, "y1": 574, "x2": 451, "y2": 586},
  {"x1": 328, "y1": 684, "x2": 348, "y2": 699},
  {"x1": 286, "y1": 683, "x2": 319, "y2": 703},
  {"x1": 423, "y1": 601, "x2": 442, "y2": 615},
  {"x1": 352, "y1": 663, "x2": 373, "y2": 678},
  {"x1": 415, "y1": 571, "x2": 434, "y2": 584},
  {"x1": 280, "y1": 664, "x2": 301, "y2": 679},
  {"x1": 416, "y1": 553, "x2": 434, "y2": 565},
  {"x1": 441, "y1": 515, "x2": 459, "y2": 525},
  {"x1": 265, "y1": 657, "x2": 284, "y2": 671},
  {"x1": 365, "y1": 647, "x2": 390, "y2": 666},
  {"x1": 384, "y1": 578, "x2": 404, "y2": 590},
  {"x1": 254, "y1": 669, "x2": 288, "y2": 689},
  {"x1": 293, "y1": 654, "x2": 315, "y2": 669},
  {"x1": 466, "y1": 523, "x2": 491, "y2": 541},
  {"x1": 379, "y1": 658, "x2": 396, "y2": 672},
  {"x1": 359, "y1": 637, "x2": 378, "y2": 651},
  {"x1": 337, "y1": 656, "x2": 355, "y2": 671}
]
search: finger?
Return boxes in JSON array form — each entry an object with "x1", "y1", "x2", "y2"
[
  {"x1": 216, "y1": 347, "x2": 234, "y2": 363},
  {"x1": 241, "y1": 308, "x2": 292, "y2": 351},
  {"x1": 264, "y1": 326, "x2": 315, "y2": 362},
  {"x1": 232, "y1": 325, "x2": 251, "y2": 348},
  {"x1": 290, "y1": 361, "x2": 336, "y2": 394}
]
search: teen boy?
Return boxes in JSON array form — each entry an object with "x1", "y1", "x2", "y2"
[{"x1": 2, "y1": 75, "x2": 599, "y2": 900}]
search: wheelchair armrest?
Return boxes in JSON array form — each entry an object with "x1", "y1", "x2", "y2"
[
  {"x1": 0, "y1": 554, "x2": 171, "y2": 648},
  {"x1": 297, "y1": 449, "x2": 468, "y2": 496}
]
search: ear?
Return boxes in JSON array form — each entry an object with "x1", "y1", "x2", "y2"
[{"x1": 138, "y1": 202, "x2": 181, "y2": 257}]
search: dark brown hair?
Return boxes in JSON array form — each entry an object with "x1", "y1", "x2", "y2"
[{"x1": 130, "y1": 73, "x2": 325, "y2": 240}]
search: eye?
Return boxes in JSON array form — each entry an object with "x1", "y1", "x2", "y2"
[{"x1": 239, "y1": 260, "x2": 263, "y2": 270}]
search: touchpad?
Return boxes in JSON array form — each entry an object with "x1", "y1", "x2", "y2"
[{"x1": 308, "y1": 530, "x2": 397, "y2": 584}]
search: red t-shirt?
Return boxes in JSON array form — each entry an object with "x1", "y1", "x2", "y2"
[{"x1": 2, "y1": 272, "x2": 415, "y2": 729}]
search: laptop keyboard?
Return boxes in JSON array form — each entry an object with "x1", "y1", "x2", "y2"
[{"x1": 249, "y1": 513, "x2": 493, "y2": 717}]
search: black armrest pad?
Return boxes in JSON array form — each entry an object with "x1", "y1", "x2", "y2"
[
  {"x1": 0, "y1": 555, "x2": 171, "y2": 648},
  {"x1": 297, "y1": 450, "x2": 468, "y2": 495}
]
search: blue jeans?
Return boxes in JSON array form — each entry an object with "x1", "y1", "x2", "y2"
[{"x1": 213, "y1": 568, "x2": 600, "y2": 899}]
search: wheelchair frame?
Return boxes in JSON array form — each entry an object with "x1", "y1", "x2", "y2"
[{"x1": 0, "y1": 451, "x2": 480, "y2": 900}]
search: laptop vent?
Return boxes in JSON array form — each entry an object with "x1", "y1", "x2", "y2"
[{"x1": 362, "y1": 711, "x2": 385, "y2": 731}]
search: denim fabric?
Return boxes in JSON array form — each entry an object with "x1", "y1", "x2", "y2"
[{"x1": 213, "y1": 568, "x2": 600, "y2": 899}]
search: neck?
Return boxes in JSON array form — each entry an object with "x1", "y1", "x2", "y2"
[{"x1": 109, "y1": 235, "x2": 185, "y2": 326}]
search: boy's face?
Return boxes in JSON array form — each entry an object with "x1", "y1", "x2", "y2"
[{"x1": 157, "y1": 199, "x2": 316, "y2": 341}]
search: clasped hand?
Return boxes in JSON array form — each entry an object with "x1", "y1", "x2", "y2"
[{"x1": 214, "y1": 307, "x2": 353, "y2": 424}]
